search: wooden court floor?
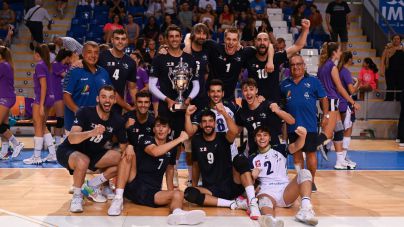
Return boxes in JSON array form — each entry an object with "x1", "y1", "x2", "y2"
[{"x1": 0, "y1": 168, "x2": 404, "y2": 217}]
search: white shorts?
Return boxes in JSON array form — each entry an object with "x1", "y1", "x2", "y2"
[
  {"x1": 257, "y1": 183, "x2": 291, "y2": 208},
  {"x1": 231, "y1": 142, "x2": 239, "y2": 161}
]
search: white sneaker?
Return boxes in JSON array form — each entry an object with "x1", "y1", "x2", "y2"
[
  {"x1": 248, "y1": 197, "x2": 261, "y2": 220},
  {"x1": 230, "y1": 196, "x2": 248, "y2": 210},
  {"x1": 102, "y1": 186, "x2": 115, "y2": 200},
  {"x1": 345, "y1": 157, "x2": 357, "y2": 169},
  {"x1": 295, "y1": 206, "x2": 318, "y2": 226},
  {"x1": 334, "y1": 160, "x2": 349, "y2": 170},
  {"x1": 42, "y1": 153, "x2": 57, "y2": 163},
  {"x1": 11, "y1": 142, "x2": 24, "y2": 158},
  {"x1": 108, "y1": 197, "x2": 123, "y2": 216},
  {"x1": 395, "y1": 139, "x2": 400, "y2": 143},
  {"x1": 81, "y1": 181, "x2": 107, "y2": 203},
  {"x1": 70, "y1": 194, "x2": 84, "y2": 213},
  {"x1": 258, "y1": 215, "x2": 284, "y2": 227},
  {"x1": 167, "y1": 210, "x2": 206, "y2": 225},
  {"x1": 23, "y1": 155, "x2": 42, "y2": 165},
  {"x1": 399, "y1": 143, "x2": 404, "y2": 148},
  {"x1": 0, "y1": 152, "x2": 10, "y2": 160}
]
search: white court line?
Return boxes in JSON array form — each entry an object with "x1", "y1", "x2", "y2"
[{"x1": 0, "y1": 208, "x2": 57, "y2": 227}]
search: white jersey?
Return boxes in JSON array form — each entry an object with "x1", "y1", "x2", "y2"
[{"x1": 250, "y1": 144, "x2": 289, "y2": 185}]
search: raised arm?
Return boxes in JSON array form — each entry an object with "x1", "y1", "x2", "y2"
[
  {"x1": 185, "y1": 105, "x2": 199, "y2": 137},
  {"x1": 144, "y1": 131, "x2": 189, "y2": 157},
  {"x1": 269, "y1": 102, "x2": 295, "y2": 125},
  {"x1": 286, "y1": 19, "x2": 310, "y2": 58}
]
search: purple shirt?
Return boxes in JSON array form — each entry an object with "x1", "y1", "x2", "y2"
[
  {"x1": 51, "y1": 61, "x2": 69, "y2": 100},
  {"x1": 338, "y1": 67, "x2": 353, "y2": 112},
  {"x1": 34, "y1": 61, "x2": 54, "y2": 102},
  {"x1": 0, "y1": 62, "x2": 15, "y2": 98},
  {"x1": 136, "y1": 67, "x2": 149, "y2": 90},
  {"x1": 317, "y1": 59, "x2": 339, "y2": 99}
]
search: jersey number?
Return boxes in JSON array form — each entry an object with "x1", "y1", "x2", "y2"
[
  {"x1": 264, "y1": 161, "x2": 274, "y2": 175},
  {"x1": 257, "y1": 69, "x2": 267, "y2": 79},
  {"x1": 226, "y1": 63, "x2": 231, "y2": 73},
  {"x1": 157, "y1": 158, "x2": 164, "y2": 170},
  {"x1": 207, "y1": 152, "x2": 214, "y2": 164},
  {"x1": 217, "y1": 118, "x2": 225, "y2": 132},
  {"x1": 112, "y1": 69, "x2": 120, "y2": 80},
  {"x1": 89, "y1": 134, "x2": 103, "y2": 143},
  {"x1": 252, "y1": 122, "x2": 261, "y2": 129}
]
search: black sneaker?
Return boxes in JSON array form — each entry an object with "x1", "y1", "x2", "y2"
[{"x1": 312, "y1": 183, "x2": 317, "y2": 193}]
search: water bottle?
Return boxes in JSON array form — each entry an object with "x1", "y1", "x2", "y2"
[{"x1": 19, "y1": 102, "x2": 25, "y2": 120}]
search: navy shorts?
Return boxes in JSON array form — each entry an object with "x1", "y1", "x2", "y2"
[
  {"x1": 205, "y1": 180, "x2": 244, "y2": 200},
  {"x1": 56, "y1": 144, "x2": 107, "y2": 175},
  {"x1": 124, "y1": 177, "x2": 162, "y2": 207},
  {"x1": 288, "y1": 132, "x2": 318, "y2": 153}
]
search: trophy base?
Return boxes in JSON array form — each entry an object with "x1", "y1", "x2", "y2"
[{"x1": 171, "y1": 103, "x2": 187, "y2": 112}]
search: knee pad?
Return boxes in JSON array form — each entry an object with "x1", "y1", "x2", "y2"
[
  {"x1": 232, "y1": 154, "x2": 251, "y2": 174},
  {"x1": 56, "y1": 117, "x2": 64, "y2": 128},
  {"x1": 333, "y1": 130, "x2": 344, "y2": 142},
  {"x1": 184, "y1": 187, "x2": 205, "y2": 206},
  {"x1": 0, "y1": 124, "x2": 8, "y2": 134},
  {"x1": 258, "y1": 196, "x2": 273, "y2": 209},
  {"x1": 297, "y1": 169, "x2": 312, "y2": 184}
]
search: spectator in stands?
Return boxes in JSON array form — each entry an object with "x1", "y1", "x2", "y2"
[
  {"x1": 145, "y1": 0, "x2": 163, "y2": 21},
  {"x1": 0, "y1": 46, "x2": 25, "y2": 160},
  {"x1": 290, "y1": 3, "x2": 306, "y2": 37},
  {"x1": 134, "y1": 37, "x2": 147, "y2": 59},
  {"x1": 237, "y1": 11, "x2": 249, "y2": 30},
  {"x1": 0, "y1": 1, "x2": 16, "y2": 30},
  {"x1": 103, "y1": 14, "x2": 124, "y2": 43},
  {"x1": 51, "y1": 48, "x2": 73, "y2": 146},
  {"x1": 48, "y1": 43, "x2": 57, "y2": 62},
  {"x1": 381, "y1": 34, "x2": 404, "y2": 101},
  {"x1": 276, "y1": 37, "x2": 286, "y2": 52},
  {"x1": 0, "y1": 25, "x2": 14, "y2": 47},
  {"x1": 24, "y1": 0, "x2": 53, "y2": 50},
  {"x1": 56, "y1": 0, "x2": 68, "y2": 19},
  {"x1": 250, "y1": 0, "x2": 267, "y2": 19},
  {"x1": 160, "y1": 14, "x2": 173, "y2": 34},
  {"x1": 128, "y1": 0, "x2": 145, "y2": 7},
  {"x1": 143, "y1": 16, "x2": 160, "y2": 41},
  {"x1": 219, "y1": 4, "x2": 235, "y2": 31},
  {"x1": 53, "y1": 36, "x2": 83, "y2": 56},
  {"x1": 308, "y1": 4, "x2": 325, "y2": 35},
  {"x1": 358, "y1": 57, "x2": 379, "y2": 100},
  {"x1": 241, "y1": 19, "x2": 257, "y2": 46},
  {"x1": 178, "y1": 2, "x2": 194, "y2": 33},
  {"x1": 158, "y1": 33, "x2": 166, "y2": 45},
  {"x1": 326, "y1": 0, "x2": 351, "y2": 51},
  {"x1": 199, "y1": 4, "x2": 216, "y2": 32},
  {"x1": 144, "y1": 39, "x2": 157, "y2": 66},
  {"x1": 162, "y1": 0, "x2": 177, "y2": 19},
  {"x1": 108, "y1": 0, "x2": 126, "y2": 19},
  {"x1": 199, "y1": 0, "x2": 216, "y2": 12},
  {"x1": 125, "y1": 13, "x2": 140, "y2": 45},
  {"x1": 23, "y1": 44, "x2": 57, "y2": 165}
]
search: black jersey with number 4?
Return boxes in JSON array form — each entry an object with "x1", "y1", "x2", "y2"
[
  {"x1": 136, "y1": 136, "x2": 177, "y2": 189},
  {"x1": 150, "y1": 52, "x2": 198, "y2": 101},
  {"x1": 65, "y1": 106, "x2": 127, "y2": 155},
  {"x1": 124, "y1": 111, "x2": 155, "y2": 147},
  {"x1": 97, "y1": 50, "x2": 137, "y2": 97},
  {"x1": 235, "y1": 100, "x2": 282, "y2": 154},
  {"x1": 191, "y1": 132, "x2": 233, "y2": 188},
  {"x1": 203, "y1": 41, "x2": 255, "y2": 101}
]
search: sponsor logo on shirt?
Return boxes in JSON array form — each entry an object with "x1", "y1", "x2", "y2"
[
  {"x1": 255, "y1": 160, "x2": 261, "y2": 167},
  {"x1": 123, "y1": 63, "x2": 129, "y2": 69},
  {"x1": 199, "y1": 147, "x2": 207, "y2": 152},
  {"x1": 304, "y1": 92, "x2": 310, "y2": 99},
  {"x1": 166, "y1": 62, "x2": 175, "y2": 67},
  {"x1": 304, "y1": 82, "x2": 311, "y2": 88},
  {"x1": 81, "y1": 85, "x2": 90, "y2": 95}
]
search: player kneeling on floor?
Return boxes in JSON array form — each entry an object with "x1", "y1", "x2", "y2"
[
  {"x1": 56, "y1": 85, "x2": 128, "y2": 213},
  {"x1": 107, "y1": 116, "x2": 206, "y2": 225},
  {"x1": 250, "y1": 126, "x2": 318, "y2": 226}
]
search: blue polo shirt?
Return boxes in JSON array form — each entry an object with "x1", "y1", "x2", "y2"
[
  {"x1": 63, "y1": 65, "x2": 111, "y2": 130},
  {"x1": 280, "y1": 75, "x2": 326, "y2": 133}
]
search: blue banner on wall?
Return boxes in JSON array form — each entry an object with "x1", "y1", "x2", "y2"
[{"x1": 379, "y1": 0, "x2": 404, "y2": 34}]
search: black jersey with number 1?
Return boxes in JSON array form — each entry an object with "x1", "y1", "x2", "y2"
[{"x1": 97, "y1": 50, "x2": 137, "y2": 98}]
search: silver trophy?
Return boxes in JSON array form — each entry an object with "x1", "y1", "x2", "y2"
[{"x1": 168, "y1": 57, "x2": 193, "y2": 111}]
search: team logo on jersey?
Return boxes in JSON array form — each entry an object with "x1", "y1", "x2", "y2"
[
  {"x1": 284, "y1": 84, "x2": 291, "y2": 88},
  {"x1": 260, "y1": 113, "x2": 267, "y2": 118},
  {"x1": 286, "y1": 90, "x2": 292, "y2": 100},
  {"x1": 166, "y1": 62, "x2": 175, "y2": 67},
  {"x1": 202, "y1": 55, "x2": 208, "y2": 61},
  {"x1": 166, "y1": 152, "x2": 172, "y2": 158},
  {"x1": 106, "y1": 126, "x2": 113, "y2": 133},
  {"x1": 247, "y1": 116, "x2": 254, "y2": 122},
  {"x1": 304, "y1": 92, "x2": 310, "y2": 99},
  {"x1": 255, "y1": 160, "x2": 261, "y2": 167},
  {"x1": 107, "y1": 62, "x2": 116, "y2": 67},
  {"x1": 199, "y1": 147, "x2": 207, "y2": 152},
  {"x1": 218, "y1": 55, "x2": 226, "y2": 61},
  {"x1": 73, "y1": 118, "x2": 78, "y2": 124},
  {"x1": 304, "y1": 82, "x2": 311, "y2": 88},
  {"x1": 234, "y1": 57, "x2": 241, "y2": 62},
  {"x1": 123, "y1": 63, "x2": 129, "y2": 69},
  {"x1": 81, "y1": 85, "x2": 90, "y2": 95}
]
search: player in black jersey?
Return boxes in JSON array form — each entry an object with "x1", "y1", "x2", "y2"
[
  {"x1": 184, "y1": 27, "x2": 274, "y2": 102},
  {"x1": 97, "y1": 29, "x2": 137, "y2": 113},
  {"x1": 184, "y1": 108, "x2": 249, "y2": 210},
  {"x1": 236, "y1": 78, "x2": 295, "y2": 154},
  {"x1": 107, "y1": 117, "x2": 206, "y2": 225},
  {"x1": 124, "y1": 90, "x2": 154, "y2": 147},
  {"x1": 246, "y1": 20, "x2": 310, "y2": 102},
  {"x1": 56, "y1": 85, "x2": 130, "y2": 213}
]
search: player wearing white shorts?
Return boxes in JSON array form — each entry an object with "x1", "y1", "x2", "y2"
[{"x1": 250, "y1": 126, "x2": 318, "y2": 226}]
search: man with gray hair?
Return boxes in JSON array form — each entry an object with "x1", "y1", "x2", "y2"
[
  {"x1": 24, "y1": 0, "x2": 53, "y2": 50},
  {"x1": 53, "y1": 35, "x2": 83, "y2": 55}
]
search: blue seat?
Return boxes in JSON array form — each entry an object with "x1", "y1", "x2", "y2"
[
  {"x1": 75, "y1": 5, "x2": 92, "y2": 15},
  {"x1": 70, "y1": 25, "x2": 88, "y2": 37},
  {"x1": 127, "y1": 6, "x2": 145, "y2": 15},
  {"x1": 93, "y1": 5, "x2": 109, "y2": 13},
  {"x1": 89, "y1": 24, "x2": 103, "y2": 35}
]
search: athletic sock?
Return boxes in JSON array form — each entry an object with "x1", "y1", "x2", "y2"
[
  {"x1": 301, "y1": 197, "x2": 312, "y2": 208},
  {"x1": 172, "y1": 208, "x2": 183, "y2": 214},
  {"x1": 342, "y1": 150, "x2": 347, "y2": 159},
  {"x1": 115, "y1": 188, "x2": 124, "y2": 199},
  {"x1": 33, "y1": 137, "x2": 44, "y2": 157},
  {"x1": 217, "y1": 198, "x2": 233, "y2": 207},
  {"x1": 342, "y1": 137, "x2": 351, "y2": 150},
  {"x1": 1, "y1": 141, "x2": 9, "y2": 154},
  {"x1": 336, "y1": 151, "x2": 345, "y2": 163},
  {"x1": 73, "y1": 186, "x2": 82, "y2": 196},
  {"x1": 44, "y1": 133, "x2": 56, "y2": 155},
  {"x1": 88, "y1": 173, "x2": 107, "y2": 187},
  {"x1": 245, "y1": 185, "x2": 255, "y2": 202},
  {"x1": 9, "y1": 135, "x2": 19, "y2": 147}
]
